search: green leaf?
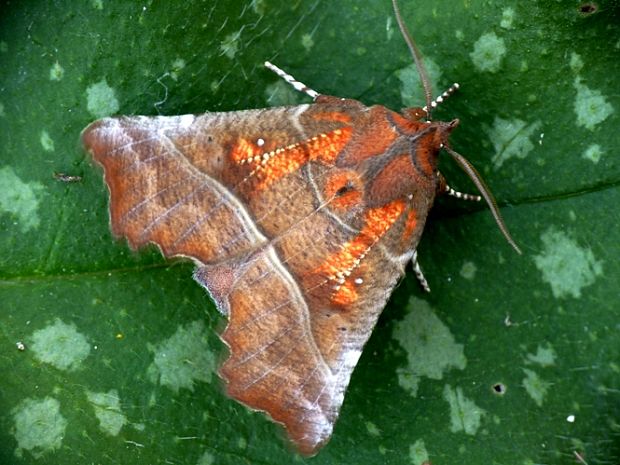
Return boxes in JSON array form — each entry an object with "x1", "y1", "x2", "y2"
[{"x1": 1, "y1": 0, "x2": 619, "y2": 464}]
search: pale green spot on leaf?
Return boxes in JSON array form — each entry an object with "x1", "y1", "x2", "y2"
[
  {"x1": 394, "y1": 297, "x2": 466, "y2": 397},
  {"x1": 265, "y1": 80, "x2": 304, "y2": 107},
  {"x1": 251, "y1": 0, "x2": 266, "y2": 16},
  {"x1": 146, "y1": 320, "x2": 215, "y2": 393},
  {"x1": 522, "y1": 368, "x2": 550, "y2": 407},
  {"x1": 86, "y1": 79, "x2": 120, "y2": 118},
  {"x1": 568, "y1": 210, "x2": 577, "y2": 222},
  {"x1": 470, "y1": 32, "x2": 506, "y2": 73},
  {"x1": 365, "y1": 421, "x2": 381, "y2": 437},
  {"x1": 210, "y1": 80, "x2": 220, "y2": 94},
  {"x1": 582, "y1": 143, "x2": 603, "y2": 163},
  {"x1": 500, "y1": 7, "x2": 515, "y2": 29},
  {"x1": 133, "y1": 422, "x2": 145, "y2": 431},
  {"x1": 573, "y1": 78, "x2": 614, "y2": 130},
  {"x1": 484, "y1": 116, "x2": 541, "y2": 169},
  {"x1": 409, "y1": 438, "x2": 429, "y2": 465},
  {"x1": 386, "y1": 16, "x2": 394, "y2": 41},
  {"x1": 12, "y1": 397, "x2": 67, "y2": 459},
  {"x1": 30, "y1": 318, "x2": 91, "y2": 371},
  {"x1": 49, "y1": 61, "x2": 64, "y2": 81},
  {"x1": 197, "y1": 450, "x2": 215, "y2": 465},
  {"x1": 40, "y1": 130, "x2": 55, "y2": 152},
  {"x1": 443, "y1": 385, "x2": 486, "y2": 435},
  {"x1": 220, "y1": 30, "x2": 241, "y2": 59},
  {"x1": 533, "y1": 227, "x2": 603, "y2": 299},
  {"x1": 526, "y1": 344, "x2": 557, "y2": 367},
  {"x1": 0, "y1": 166, "x2": 44, "y2": 232},
  {"x1": 396, "y1": 58, "x2": 442, "y2": 108},
  {"x1": 301, "y1": 33, "x2": 314, "y2": 52},
  {"x1": 570, "y1": 52, "x2": 584, "y2": 74},
  {"x1": 86, "y1": 389, "x2": 128, "y2": 436},
  {"x1": 460, "y1": 261, "x2": 477, "y2": 280},
  {"x1": 170, "y1": 57, "x2": 186, "y2": 81}
]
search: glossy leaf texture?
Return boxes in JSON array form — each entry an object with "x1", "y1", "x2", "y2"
[{"x1": 1, "y1": 0, "x2": 619, "y2": 464}]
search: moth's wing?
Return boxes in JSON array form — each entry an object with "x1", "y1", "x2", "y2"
[
  {"x1": 196, "y1": 230, "x2": 413, "y2": 455},
  {"x1": 83, "y1": 101, "x2": 417, "y2": 455},
  {"x1": 188, "y1": 102, "x2": 418, "y2": 454},
  {"x1": 82, "y1": 106, "x2": 352, "y2": 265}
]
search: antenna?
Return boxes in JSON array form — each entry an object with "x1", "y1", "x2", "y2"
[
  {"x1": 392, "y1": 1, "x2": 521, "y2": 254},
  {"x1": 444, "y1": 145, "x2": 522, "y2": 254},
  {"x1": 392, "y1": 0, "x2": 434, "y2": 119}
]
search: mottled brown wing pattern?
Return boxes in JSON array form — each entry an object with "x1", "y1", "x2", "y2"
[
  {"x1": 84, "y1": 114, "x2": 264, "y2": 264},
  {"x1": 200, "y1": 180, "x2": 418, "y2": 452},
  {"x1": 83, "y1": 100, "x2": 438, "y2": 454},
  {"x1": 84, "y1": 104, "x2": 364, "y2": 263}
]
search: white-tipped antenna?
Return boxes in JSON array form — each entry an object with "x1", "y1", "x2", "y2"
[
  {"x1": 392, "y1": 0, "x2": 433, "y2": 119},
  {"x1": 264, "y1": 61, "x2": 320, "y2": 100},
  {"x1": 423, "y1": 83, "x2": 460, "y2": 114}
]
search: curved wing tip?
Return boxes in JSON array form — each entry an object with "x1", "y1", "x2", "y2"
[
  {"x1": 81, "y1": 118, "x2": 117, "y2": 159},
  {"x1": 294, "y1": 435, "x2": 330, "y2": 456},
  {"x1": 218, "y1": 364, "x2": 334, "y2": 455}
]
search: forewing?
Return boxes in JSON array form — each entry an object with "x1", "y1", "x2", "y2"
[
  {"x1": 84, "y1": 101, "x2": 420, "y2": 455},
  {"x1": 82, "y1": 106, "x2": 346, "y2": 264},
  {"x1": 197, "y1": 206, "x2": 414, "y2": 454}
]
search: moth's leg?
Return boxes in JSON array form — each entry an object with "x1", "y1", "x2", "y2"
[
  {"x1": 437, "y1": 171, "x2": 481, "y2": 202},
  {"x1": 411, "y1": 250, "x2": 431, "y2": 293},
  {"x1": 422, "y1": 83, "x2": 460, "y2": 114},
  {"x1": 264, "y1": 61, "x2": 320, "y2": 100}
]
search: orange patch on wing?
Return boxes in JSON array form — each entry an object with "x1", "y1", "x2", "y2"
[
  {"x1": 311, "y1": 111, "x2": 352, "y2": 124},
  {"x1": 230, "y1": 138, "x2": 262, "y2": 164},
  {"x1": 253, "y1": 127, "x2": 353, "y2": 190},
  {"x1": 331, "y1": 280, "x2": 358, "y2": 306},
  {"x1": 364, "y1": 200, "x2": 406, "y2": 237},
  {"x1": 333, "y1": 190, "x2": 362, "y2": 210},
  {"x1": 403, "y1": 208, "x2": 417, "y2": 242},
  {"x1": 315, "y1": 200, "x2": 406, "y2": 304}
]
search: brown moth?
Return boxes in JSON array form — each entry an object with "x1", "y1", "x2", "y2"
[{"x1": 82, "y1": 0, "x2": 519, "y2": 455}]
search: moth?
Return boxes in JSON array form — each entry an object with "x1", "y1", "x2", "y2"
[{"x1": 82, "y1": 0, "x2": 520, "y2": 455}]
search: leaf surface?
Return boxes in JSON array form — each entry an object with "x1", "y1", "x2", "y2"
[{"x1": 1, "y1": 0, "x2": 618, "y2": 463}]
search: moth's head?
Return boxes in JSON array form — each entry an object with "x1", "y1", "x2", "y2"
[
  {"x1": 397, "y1": 113, "x2": 460, "y2": 178},
  {"x1": 391, "y1": 0, "x2": 521, "y2": 254}
]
